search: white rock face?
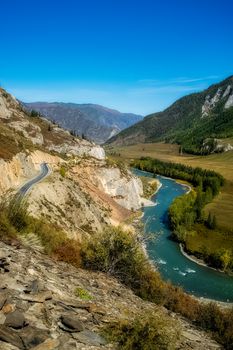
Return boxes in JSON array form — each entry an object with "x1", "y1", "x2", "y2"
[
  {"x1": 224, "y1": 143, "x2": 233, "y2": 151},
  {"x1": 92, "y1": 167, "x2": 145, "y2": 210},
  {"x1": 225, "y1": 94, "x2": 233, "y2": 109},
  {"x1": 201, "y1": 85, "x2": 233, "y2": 113},
  {"x1": 0, "y1": 94, "x2": 11, "y2": 119},
  {"x1": 201, "y1": 88, "x2": 222, "y2": 118},
  {"x1": 223, "y1": 85, "x2": 232, "y2": 98},
  {"x1": 88, "y1": 145, "x2": 106, "y2": 160},
  {"x1": 48, "y1": 142, "x2": 105, "y2": 160},
  {"x1": 0, "y1": 90, "x2": 20, "y2": 119},
  {"x1": 9, "y1": 120, "x2": 44, "y2": 146}
]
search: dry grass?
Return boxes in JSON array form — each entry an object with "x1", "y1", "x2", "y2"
[{"x1": 106, "y1": 143, "x2": 233, "y2": 231}]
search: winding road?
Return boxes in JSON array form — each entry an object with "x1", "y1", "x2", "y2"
[{"x1": 17, "y1": 162, "x2": 50, "y2": 198}]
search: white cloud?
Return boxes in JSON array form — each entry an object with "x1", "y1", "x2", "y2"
[{"x1": 137, "y1": 75, "x2": 219, "y2": 86}]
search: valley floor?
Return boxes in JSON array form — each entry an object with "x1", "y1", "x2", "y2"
[{"x1": 106, "y1": 142, "x2": 233, "y2": 232}]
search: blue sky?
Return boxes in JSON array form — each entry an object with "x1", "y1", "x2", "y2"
[{"x1": 1, "y1": 0, "x2": 233, "y2": 115}]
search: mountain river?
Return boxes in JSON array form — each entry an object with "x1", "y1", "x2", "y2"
[{"x1": 133, "y1": 168, "x2": 233, "y2": 302}]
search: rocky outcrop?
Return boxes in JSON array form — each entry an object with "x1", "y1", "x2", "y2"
[
  {"x1": 8, "y1": 121, "x2": 44, "y2": 146},
  {"x1": 225, "y1": 93, "x2": 233, "y2": 109},
  {"x1": 48, "y1": 141, "x2": 105, "y2": 160},
  {"x1": 0, "y1": 90, "x2": 19, "y2": 120},
  {"x1": 27, "y1": 171, "x2": 109, "y2": 238},
  {"x1": 202, "y1": 84, "x2": 233, "y2": 116},
  {"x1": 201, "y1": 138, "x2": 233, "y2": 154},
  {"x1": 201, "y1": 88, "x2": 222, "y2": 118},
  {"x1": 70, "y1": 160, "x2": 149, "y2": 211},
  {"x1": 223, "y1": 84, "x2": 232, "y2": 98},
  {"x1": 0, "y1": 88, "x2": 106, "y2": 161},
  {"x1": 0, "y1": 241, "x2": 221, "y2": 350},
  {"x1": 92, "y1": 167, "x2": 145, "y2": 210}
]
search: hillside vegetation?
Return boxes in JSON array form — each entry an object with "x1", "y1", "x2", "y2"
[{"x1": 107, "y1": 76, "x2": 233, "y2": 154}]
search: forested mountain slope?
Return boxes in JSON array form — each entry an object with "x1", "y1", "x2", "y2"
[{"x1": 107, "y1": 76, "x2": 233, "y2": 154}]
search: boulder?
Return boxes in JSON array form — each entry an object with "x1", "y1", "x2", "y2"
[
  {"x1": 60, "y1": 315, "x2": 84, "y2": 332},
  {"x1": 24, "y1": 280, "x2": 44, "y2": 294},
  {"x1": 30, "y1": 338, "x2": 60, "y2": 350},
  {"x1": 4, "y1": 310, "x2": 27, "y2": 329},
  {"x1": 19, "y1": 326, "x2": 50, "y2": 349},
  {"x1": 72, "y1": 329, "x2": 107, "y2": 346},
  {"x1": 20, "y1": 291, "x2": 52, "y2": 303},
  {"x1": 2, "y1": 304, "x2": 15, "y2": 315},
  {"x1": 0, "y1": 326, "x2": 24, "y2": 349}
]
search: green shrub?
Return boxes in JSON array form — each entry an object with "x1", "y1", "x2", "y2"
[
  {"x1": 7, "y1": 199, "x2": 30, "y2": 232},
  {"x1": 74, "y1": 287, "x2": 92, "y2": 300},
  {"x1": 0, "y1": 197, "x2": 82, "y2": 267},
  {"x1": 105, "y1": 311, "x2": 180, "y2": 350},
  {"x1": 32, "y1": 220, "x2": 82, "y2": 266},
  {"x1": 81, "y1": 226, "x2": 165, "y2": 303},
  {"x1": 59, "y1": 166, "x2": 66, "y2": 178},
  {"x1": 0, "y1": 207, "x2": 17, "y2": 241},
  {"x1": 0, "y1": 198, "x2": 29, "y2": 240}
]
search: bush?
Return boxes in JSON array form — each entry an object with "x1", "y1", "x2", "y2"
[
  {"x1": 0, "y1": 198, "x2": 28, "y2": 241},
  {"x1": 0, "y1": 208, "x2": 17, "y2": 241},
  {"x1": 74, "y1": 287, "x2": 92, "y2": 300},
  {"x1": 33, "y1": 220, "x2": 82, "y2": 266},
  {"x1": 0, "y1": 198, "x2": 82, "y2": 267},
  {"x1": 82, "y1": 226, "x2": 165, "y2": 303},
  {"x1": 105, "y1": 311, "x2": 180, "y2": 350},
  {"x1": 59, "y1": 166, "x2": 66, "y2": 178}
]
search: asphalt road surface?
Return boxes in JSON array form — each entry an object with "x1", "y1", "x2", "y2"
[{"x1": 18, "y1": 162, "x2": 50, "y2": 197}]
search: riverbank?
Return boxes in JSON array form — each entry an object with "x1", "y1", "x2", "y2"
[
  {"x1": 140, "y1": 175, "x2": 162, "y2": 207},
  {"x1": 180, "y1": 243, "x2": 233, "y2": 276},
  {"x1": 180, "y1": 243, "x2": 221, "y2": 271}
]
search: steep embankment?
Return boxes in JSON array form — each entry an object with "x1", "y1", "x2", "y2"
[
  {"x1": 0, "y1": 240, "x2": 222, "y2": 350},
  {"x1": 107, "y1": 75, "x2": 233, "y2": 154}
]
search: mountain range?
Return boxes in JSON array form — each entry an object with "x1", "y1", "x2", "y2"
[
  {"x1": 107, "y1": 76, "x2": 233, "y2": 154},
  {"x1": 24, "y1": 102, "x2": 143, "y2": 144}
]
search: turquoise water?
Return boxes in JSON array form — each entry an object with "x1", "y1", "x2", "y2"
[{"x1": 133, "y1": 168, "x2": 233, "y2": 302}]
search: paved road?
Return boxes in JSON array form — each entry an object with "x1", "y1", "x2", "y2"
[{"x1": 18, "y1": 162, "x2": 50, "y2": 197}]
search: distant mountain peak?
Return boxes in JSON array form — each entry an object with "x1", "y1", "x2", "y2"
[{"x1": 24, "y1": 102, "x2": 143, "y2": 144}]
